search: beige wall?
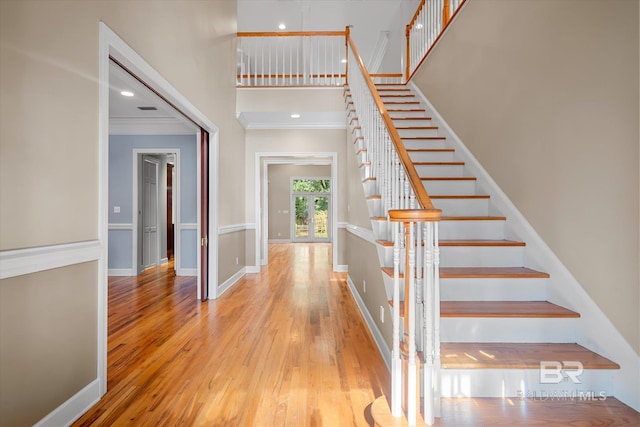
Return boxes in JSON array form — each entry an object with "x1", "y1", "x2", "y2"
[
  {"x1": 268, "y1": 165, "x2": 331, "y2": 240},
  {"x1": 413, "y1": 0, "x2": 639, "y2": 353},
  {"x1": 0, "y1": 262, "x2": 98, "y2": 426},
  {"x1": 219, "y1": 231, "x2": 246, "y2": 285},
  {"x1": 0, "y1": 0, "x2": 242, "y2": 424}
]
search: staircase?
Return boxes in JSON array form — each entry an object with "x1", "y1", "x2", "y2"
[{"x1": 345, "y1": 84, "x2": 619, "y2": 420}]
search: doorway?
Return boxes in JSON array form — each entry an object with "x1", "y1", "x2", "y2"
[
  {"x1": 291, "y1": 177, "x2": 331, "y2": 242},
  {"x1": 141, "y1": 155, "x2": 160, "y2": 270}
]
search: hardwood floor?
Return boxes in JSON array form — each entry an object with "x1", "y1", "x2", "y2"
[
  {"x1": 73, "y1": 243, "x2": 389, "y2": 426},
  {"x1": 73, "y1": 243, "x2": 639, "y2": 426}
]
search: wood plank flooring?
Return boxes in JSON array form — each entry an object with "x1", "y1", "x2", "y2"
[{"x1": 72, "y1": 243, "x2": 639, "y2": 426}]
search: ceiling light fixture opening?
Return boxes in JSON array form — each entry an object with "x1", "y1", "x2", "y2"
[
  {"x1": 341, "y1": 58, "x2": 347, "y2": 64},
  {"x1": 278, "y1": 23, "x2": 286, "y2": 30},
  {"x1": 290, "y1": 113, "x2": 301, "y2": 119},
  {"x1": 120, "y1": 91, "x2": 134, "y2": 97}
]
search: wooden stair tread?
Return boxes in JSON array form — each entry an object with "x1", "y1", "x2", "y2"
[
  {"x1": 396, "y1": 126, "x2": 438, "y2": 130},
  {"x1": 439, "y1": 239, "x2": 526, "y2": 247},
  {"x1": 430, "y1": 195, "x2": 489, "y2": 199},
  {"x1": 421, "y1": 176, "x2": 476, "y2": 181},
  {"x1": 441, "y1": 301, "x2": 580, "y2": 318},
  {"x1": 440, "y1": 266, "x2": 549, "y2": 278},
  {"x1": 387, "y1": 108, "x2": 426, "y2": 112},
  {"x1": 391, "y1": 117, "x2": 432, "y2": 121},
  {"x1": 377, "y1": 88, "x2": 410, "y2": 92},
  {"x1": 441, "y1": 216, "x2": 506, "y2": 221},
  {"x1": 383, "y1": 101, "x2": 421, "y2": 105},
  {"x1": 413, "y1": 161, "x2": 464, "y2": 165},
  {"x1": 367, "y1": 195, "x2": 382, "y2": 200},
  {"x1": 406, "y1": 148, "x2": 455, "y2": 152},
  {"x1": 376, "y1": 239, "x2": 523, "y2": 247},
  {"x1": 440, "y1": 343, "x2": 619, "y2": 369},
  {"x1": 380, "y1": 94, "x2": 415, "y2": 98},
  {"x1": 383, "y1": 266, "x2": 549, "y2": 279}
]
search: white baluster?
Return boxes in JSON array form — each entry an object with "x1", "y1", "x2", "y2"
[
  {"x1": 391, "y1": 220, "x2": 402, "y2": 417},
  {"x1": 407, "y1": 221, "x2": 417, "y2": 425}
]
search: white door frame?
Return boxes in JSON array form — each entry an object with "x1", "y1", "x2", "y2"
[
  {"x1": 99, "y1": 22, "x2": 219, "y2": 397},
  {"x1": 255, "y1": 153, "x2": 338, "y2": 269},
  {"x1": 290, "y1": 176, "x2": 332, "y2": 243},
  {"x1": 133, "y1": 149, "x2": 181, "y2": 275}
]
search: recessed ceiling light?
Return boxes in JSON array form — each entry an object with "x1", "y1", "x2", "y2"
[
  {"x1": 341, "y1": 58, "x2": 347, "y2": 64},
  {"x1": 120, "y1": 91, "x2": 134, "y2": 97},
  {"x1": 290, "y1": 113, "x2": 300, "y2": 119},
  {"x1": 278, "y1": 23, "x2": 286, "y2": 30}
]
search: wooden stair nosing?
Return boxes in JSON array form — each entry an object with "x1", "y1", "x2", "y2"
[
  {"x1": 440, "y1": 342, "x2": 620, "y2": 370},
  {"x1": 390, "y1": 116, "x2": 433, "y2": 121},
  {"x1": 382, "y1": 266, "x2": 550, "y2": 279},
  {"x1": 383, "y1": 101, "x2": 421, "y2": 105},
  {"x1": 441, "y1": 301, "x2": 579, "y2": 318},
  {"x1": 387, "y1": 300, "x2": 578, "y2": 319},
  {"x1": 440, "y1": 216, "x2": 506, "y2": 221},
  {"x1": 396, "y1": 126, "x2": 438, "y2": 130},
  {"x1": 440, "y1": 267, "x2": 549, "y2": 278},
  {"x1": 402, "y1": 136, "x2": 446, "y2": 140},
  {"x1": 430, "y1": 195, "x2": 490, "y2": 199},
  {"x1": 387, "y1": 108, "x2": 426, "y2": 113},
  {"x1": 413, "y1": 161, "x2": 465, "y2": 166},
  {"x1": 407, "y1": 148, "x2": 455, "y2": 153},
  {"x1": 421, "y1": 176, "x2": 476, "y2": 181}
]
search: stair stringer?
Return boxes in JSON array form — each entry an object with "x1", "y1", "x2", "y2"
[{"x1": 408, "y1": 81, "x2": 640, "y2": 411}]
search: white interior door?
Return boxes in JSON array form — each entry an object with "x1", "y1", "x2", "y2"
[{"x1": 142, "y1": 156, "x2": 160, "y2": 269}]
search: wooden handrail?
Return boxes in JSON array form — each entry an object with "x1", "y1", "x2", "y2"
[
  {"x1": 405, "y1": 0, "x2": 468, "y2": 83},
  {"x1": 407, "y1": 0, "x2": 426, "y2": 30},
  {"x1": 347, "y1": 36, "x2": 440, "y2": 218},
  {"x1": 237, "y1": 30, "x2": 347, "y2": 38}
]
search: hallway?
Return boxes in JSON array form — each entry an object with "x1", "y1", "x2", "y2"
[{"x1": 73, "y1": 243, "x2": 389, "y2": 426}]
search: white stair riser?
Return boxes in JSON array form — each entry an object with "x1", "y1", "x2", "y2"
[
  {"x1": 431, "y1": 198, "x2": 489, "y2": 216},
  {"x1": 366, "y1": 198, "x2": 382, "y2": 217},
  {"x1": 371, "y1": 218, "x2": 390, "y2": 241},
  {"x1": 377, "y1": 89, "x2": 412, "y2": 95},
  {"x1": 440, "y1": 245, "x2": 523, "y2": 267},
  {"x1": 414, "y1": 164, "x2": 465, "y2": 177},
  {"x1": 441, "y1": 317, "x2": 576, "y2": 342},
  {"x1": 408, "y1": 151, "x2": 456, "y2": 162},
  {"x1": 397, "y1": 128, "x2": 439, "y2": 138},
  {"x1": 440, "y1": 369, "x2": 614, "y2": 398},
  {"x1": 359, "y1": 164, "x2": 371, "y2": 180},
  {"x1": 388, "y1": 110, "x2": 428, "y2": 118},
  {"x1": 363, "y1": 179, "x2": 377, "y2": 197},
  {"x1": 423, "y1": 180, "x2": 476, "y2": 196},
  {"x1": 356, "y1": 149, "x2": 368, "y2": 165},
  {"x1": 377, "y1": 244, "x2": 524, "y2": 269},
  {"x1": 441, "y1": 277, "x2": 548, "y2": 301},
  {"x1": 439, "y1": 220, "x2": 505, "y2": 240},
  {"x1": 402, "y1": 139, "x2": 448, "y2": 149},
  {"x1": 391, "y1": 119, "x2": 433, "y2": 127}
]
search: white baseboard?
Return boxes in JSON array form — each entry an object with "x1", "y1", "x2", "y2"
[
  {"x1": 34, "y1": 378, "x2": 101, "y2": 427},
  {"x1": 409, "y1": 81, "x2": 640, "y2": 412},
  {"x1": 346, "y1": 275, "x2": 391, "y2": 370},
  {"x1": 245, "y1": 265, "x2": 261, "y2": 274},
  {"x1": 334, "y1": 264, "x2": 348, "y2": 273},
  {"x1": 216, "y1": 267, "x2": 246, "y2": 298},
  {"x1": 177, "y1": 268, "x2": 197, "y2": 276},
  {"x1": 160, "y1": 257, "x2": 169, "y2": 265},
  {"x1": 108, "y1": 268, "x2": 135, "y2": 276}
]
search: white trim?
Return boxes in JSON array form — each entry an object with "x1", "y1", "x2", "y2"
[
  {"x1": 160, "y1": 257, "x2": 169, "y2": 265},
  {"x1": 410, "y1": 81, "x2": 640, "y2": 412},
  {"x1": 133, "y1": 149, "x2": 182, "y2": 276},
  {"x1": 268, "y1": 239, "x2": 292, "y2": 243},
  {"x1": 218, "y1": 223, "x2": 255, "y2": 235},
  {"x1": 346, "y1": 224, "x2": 376, "y2": 245},
  {"x1": 180, "y1": 223, "x2": 197, "y2": 229},
  {"x1": 177, "y1": 268, "x2": 197, "y2": 276},
  {"x1": 108, "y1": 223, "x2": 133, "y2": 230},
  {"x1": 33, "y1": 379, "x2": 101, "y2": 427},
  {"x1": 108, "y1": 268, "x2": 135, "y2": 276},
  {"x1": 217, "y1": 266, "x2": 246, "y2": 297},
  {"x1": 110, "y1": 118, "x2": 196, "y2": 135},
  {"x1": 0, "y1": 241, "x2": 101, "y2": 280},
  {"x1": 334, "y1": 264, "x2": 348, "y2": 273},
  {"x1": 337, "y1": 221, "x2": 348, "y2": 228},
  {"x1": 245, "y1": 265, "x2": 261, "y2": 274},
  {"x1": 346, "y1": 275, "x2": 391, "y2": 370},
  {"x1": 98, "y1": 21, "x2": 220, "y2": 405},
  {"x1": 256, "y1": 153, "x2": 339, "y2": 271}
]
